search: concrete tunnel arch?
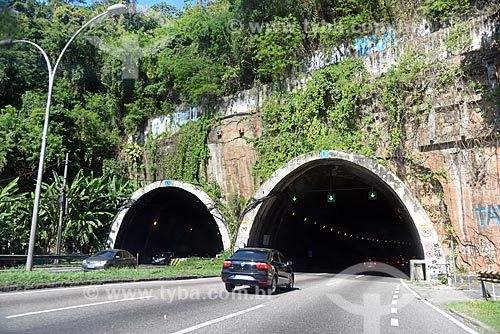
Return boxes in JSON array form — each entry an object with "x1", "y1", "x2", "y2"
[
  {"x1": 107, "y1": 180, "x2": 231, "y2": 263},
  {"x1": 235, "y1": 150, "x2": 446, "y2": 279}
]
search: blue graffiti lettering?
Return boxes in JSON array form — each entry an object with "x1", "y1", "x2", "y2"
[
  {"x1": 474, "y1": 204, "x2": 488, "y2": 226},
  {"x1": 353, "y1": 30, "x2": 396, "y2": 57},
  {"x1": 151, "y1": 107, "x2": 200, "y2": 138},
  {"x1": 302, "y1": 27, "x2": 395, "y2": 73},
  {"x1": 474, "y1": 204, "x2": 500, "y2": 227},
  {"x1": 487, "y1": 205, "x2": 500, "y2": 226}
]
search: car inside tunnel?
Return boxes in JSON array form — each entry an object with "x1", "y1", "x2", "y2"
[
  {"x1": 246, "y1": 159, "x2": 424, "y2": 276},
  {"x1": 114, "y1": 187, "x2": 224, "y2": 264}
]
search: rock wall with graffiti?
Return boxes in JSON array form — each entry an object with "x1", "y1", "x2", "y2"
[{"x1": 148, "y1": 107, "x2": 201, "y2": 138}]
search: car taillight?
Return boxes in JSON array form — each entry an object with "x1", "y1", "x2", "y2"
[
  {"x1": 255, "y1": 263, "x2": 269, "y2": 270},
  {"x1": 222, "y1": 261, "x2": 231, "y2": 268}
]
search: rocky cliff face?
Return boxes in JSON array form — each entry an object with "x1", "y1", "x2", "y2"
[
  {"x1": 141, "y1": 11, "x2": 500, "y2": 271},
  {"x1": 206, "y1": 114, "x2": 262, "y2": 199}
]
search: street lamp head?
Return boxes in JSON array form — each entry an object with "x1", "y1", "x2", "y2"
[
  {"x1": 107, "y1": 3, "x2": 129, "y2": 16},
  {"x1": 0, "y1": 39, "x2": 14, "y2": 48}
]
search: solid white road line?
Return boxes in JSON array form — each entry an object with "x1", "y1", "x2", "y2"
[
  {"x1": 5, "y1": 296, "x2": 153, "y2": 319},
  {"x1": 400, "y1": 279, "x2": 480, "y2": 334},
  {"x1": 171, "y1": 304, "x2": 265, "y2": 334}
]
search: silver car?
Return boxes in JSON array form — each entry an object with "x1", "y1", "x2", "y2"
[{"x1": 82, "y1": 249, "x2": 137, "y2": 270}]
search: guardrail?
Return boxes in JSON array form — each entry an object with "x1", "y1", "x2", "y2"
[
  {"x1": 0, "y1": 254, "x2": 88, "y2": 267},
  {"x1": 477, "y1": 270, "x2": 500, "y2": 300}
]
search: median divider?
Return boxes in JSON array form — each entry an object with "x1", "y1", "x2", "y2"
[{"x1": 170, "y1": 258, "x2": 186, "y2": 266}]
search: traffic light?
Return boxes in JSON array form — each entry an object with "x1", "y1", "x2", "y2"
[
  {"x1": 327, "y1": 194, "x2": 335, "y2": 203},
  {"x1": 292, "y1": 195, "x2": 299, "y2": 203},
  {"x1": 368, "y1": 190, "x2": 377, "y2": 200}
]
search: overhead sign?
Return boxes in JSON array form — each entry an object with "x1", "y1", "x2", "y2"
[{"x1": 368, "y1": 190, "x2": 377, "y2": 200}]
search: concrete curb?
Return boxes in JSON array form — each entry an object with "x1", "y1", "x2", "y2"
[
  {"x1": 403, "y1": 281, "x2": 497, "y2": 333},
  {"x1": 0, "y1": 275, "x2": 218, "y2": 293},
  {"x1": 448, "y1": 307, "x2": 499, "y2": 334}
]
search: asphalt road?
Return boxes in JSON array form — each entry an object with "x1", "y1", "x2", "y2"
[{"x1": 0, "y1": 274, "x2": 481, "y2": 334}]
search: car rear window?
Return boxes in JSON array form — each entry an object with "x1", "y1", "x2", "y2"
[{"x1": 231, "y1": 250, "x2": 269, "y2": 260}]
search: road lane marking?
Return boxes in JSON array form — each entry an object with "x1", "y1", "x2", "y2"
[
  {"x1": 326, "y1": 280, "x2": 342, "y2": 286},
  {"x1": 391, "y1": 318, "x2": 399, "y2": 326},
  {"x1": 5, "y1": 296, "x2": 153, "y2": 319},
  {"x1": 170, "y1": 304, "x2": 265, "y2": 334},
  {"x1": 400, "y1": 279, "x2": 480, "y2": 334},
  {"x1": 393, "y1": 294, "x2": 399, "y2": 299},
  {"x1": 392, "y1": 300, "x2": 397, "y2": 305},
  {"x1": 391, "y1": 307, "x2": 397, "y2": 314}
]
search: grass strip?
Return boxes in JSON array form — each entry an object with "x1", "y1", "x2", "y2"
[
  {"x1": 0, "y1": 257, "x2": 223, "y2": 290},
  {"x1": 446, "y1": 300, "x2": 500, "y2": 331}
]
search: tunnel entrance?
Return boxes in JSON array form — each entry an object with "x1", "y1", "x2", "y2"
[
  {"x1": 108, "y1": 181, "x2": 230, "y2": 264},
  {"x1": 237, "y1": 151, "x2": 443, "y2": 277}
]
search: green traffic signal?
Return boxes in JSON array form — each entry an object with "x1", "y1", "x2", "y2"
[
  {"x1": 327, "y1": 194, "x2": 335, "y2": 203},
  {"x1": 368, "y1": 190, "x2": 377, "y2": 200},
  {"x1": 292, "y1": 195, "x2": 299, "y2": 203}
]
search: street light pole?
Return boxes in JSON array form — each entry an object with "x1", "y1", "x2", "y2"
[{"x1": 0, "y1": 3, "x2": 128, "y2": 271}]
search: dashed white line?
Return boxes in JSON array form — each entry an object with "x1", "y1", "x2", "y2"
[
  {"x1": 400, "y1": 279, "x2": 480, "y2": 334},
  {"x1": 392, "y1": 299, "x2": 398, "y2": 305},
  {"x1": 393, "y1": 294, "x2": 399, "y2": 299},
  {"x1": 6, "y1": 296, "x2": 153, "y2": 319},
  {"x1": 171, "y1": 304, "x2": 265, "y2": 334},
  {"x1": 391, "y1": 318, "x2": 399, "y2": 327},
  {"x1": 391, "y1": 307, "x2": 398, "y2": 314}
]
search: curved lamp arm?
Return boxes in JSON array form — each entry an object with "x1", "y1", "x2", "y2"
[{"x1": 0, "y1": 2, "x2": 129, "y2": 271}]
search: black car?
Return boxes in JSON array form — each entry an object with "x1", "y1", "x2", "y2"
[
  {"x1": 221, "y1": 247, "x2": 294, "y2": 294},
  {"x1": 81, "y1": 249, "x2": 137, "y2": 270},
  {"x1": 152, "y1": 251, "x2": 175, "y2": 265}
]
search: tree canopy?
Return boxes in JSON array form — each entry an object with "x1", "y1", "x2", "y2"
[{"x1": 0, "y1": 0, "x2": 475, "y2": 254}]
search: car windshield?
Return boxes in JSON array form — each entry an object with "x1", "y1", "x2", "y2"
[
  {"x1": 93, "y1": 250, "x2": 116, "y2": 258},
  {"x1": 231, "y1": 250, "x2": 269, "y2": 261}
]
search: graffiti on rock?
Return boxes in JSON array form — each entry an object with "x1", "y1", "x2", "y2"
[
  {"x1": 151, "y1": 107, "x2": 200, "y2": 138},
  {"x1": 473, "y1": 204, "x2": 500, "y2": 227}
]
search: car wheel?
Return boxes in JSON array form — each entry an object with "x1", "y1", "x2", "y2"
[
  {"x1": 225, "y1": 283, "x2": 235, "y2": 292},
  {"x1": 267, "y1": 276, "x2": 277, "y2": 295},
  {"x1": 286, "y1": 274, "x2": 294, "y2": 290}
]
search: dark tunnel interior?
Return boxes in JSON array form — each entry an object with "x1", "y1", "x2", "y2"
[
  {"x1": 114, "y1": 187, "x2": 223, "y2": 264},
  {"x1": 247, "y1": 159, "x2": 424, "y2": 276}
]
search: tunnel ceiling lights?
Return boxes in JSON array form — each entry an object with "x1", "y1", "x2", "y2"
[
  {"x1": 294, "y1": 214, "x2": 412, "y2": 246},
  {"x1": 289, "y1": 189, "x2": 378, "y2": 202}
]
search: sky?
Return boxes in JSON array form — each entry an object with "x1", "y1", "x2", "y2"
[
  {"x1": 133, "y1": 0, "x2": 188, "y2": 10},
  {"x1": 85, "y1": 1, "x2": 192, "y2": 11}
]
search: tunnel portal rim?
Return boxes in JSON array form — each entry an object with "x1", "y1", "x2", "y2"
[
  {"x1": 106, "y1": 180, "x2": 231, "y2": 252},
  {"x1": 236, "y1": 150, "x2": 445, "y2": 280}
]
